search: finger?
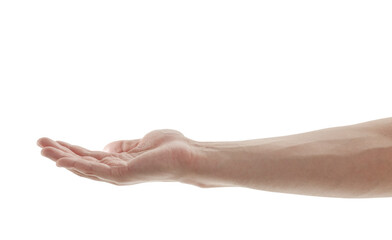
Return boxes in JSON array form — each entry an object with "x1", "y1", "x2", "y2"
[
  {"x1": 67, "y1": 169, "x2": 122, "y2": 186},
  {"x1": 41, "y1": 147, "x2": 73, "y2": 162},
  {"x1": 83, "y1": 156, "x2": 100, "y2": 163},
  {"x1": 69, "y1": 169, "x2": 103, "y2": 182},
  {"x1": 103, "y1": 139, "x2": 140, "y2": 153},
  {"x1": 41, "y1": 146, "x2": 100, "y2": 163},
  {"x1": 37, "y1": 137, "x2": 75, "y2": 155},
  {"x1": 57, "y1": 140, "x2": 108, "y2": 160},
  {"x1": 57, "y1": 156, "x2": 111, "y2": 178}
]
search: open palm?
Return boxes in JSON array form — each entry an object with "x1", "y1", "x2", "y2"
[{"x1": 37, "y1": 129, "x2": 195, "y2": 185}]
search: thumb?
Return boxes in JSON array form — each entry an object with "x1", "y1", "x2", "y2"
[{"x1": 103, "y1": 139, "x2": 140, "y2": 153}]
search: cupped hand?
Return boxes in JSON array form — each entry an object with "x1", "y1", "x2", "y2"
[{"x1": 37, "y1": 129, "x2": 195, "y2": 186}]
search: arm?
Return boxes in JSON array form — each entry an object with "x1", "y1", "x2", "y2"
[
  {"x1": 37, "y1": 117, "x2": 392, "y2": 198},
  {"x1": 181, "y1": 117, "x2": 392, "y2": 198}
]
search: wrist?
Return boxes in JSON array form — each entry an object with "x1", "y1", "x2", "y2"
[{"x1": 180, "y1": 140, "x2": 252, "y2": 188}]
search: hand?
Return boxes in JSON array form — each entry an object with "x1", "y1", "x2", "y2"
[{"x1": 37, "y1": 129, "x2": 195, "y2": 186}]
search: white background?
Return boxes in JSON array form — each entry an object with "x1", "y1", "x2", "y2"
[{"x1": 1, "y1": 0, "x2": 392, "y2": 239}]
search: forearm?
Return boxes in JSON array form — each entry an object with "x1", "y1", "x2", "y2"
[{"x1": 182, "y1": 118, "x2": 392, "y2": 198}]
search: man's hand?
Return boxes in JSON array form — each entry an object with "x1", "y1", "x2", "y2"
[{"x1": 37, "y1": 129, "x2": 195, "y2": 186}]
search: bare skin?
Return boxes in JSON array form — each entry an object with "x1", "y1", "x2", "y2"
[
  {"x1": 38, "y1": 117, "x2": 392, "y2": 198},
  {"x1": 38, "y1": 129, "x2": 194, "y2": 186}
]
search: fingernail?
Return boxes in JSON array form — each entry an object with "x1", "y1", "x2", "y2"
[{"x1": 37, "y1": 139, "x2": 42, "y2": 147}]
